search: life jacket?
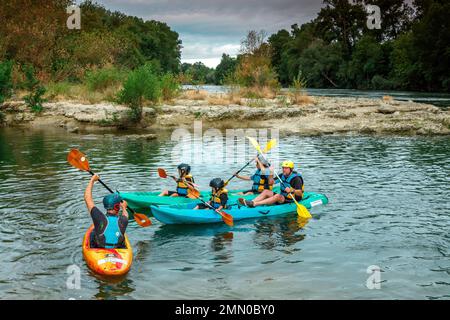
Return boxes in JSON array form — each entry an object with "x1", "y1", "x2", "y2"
[
  {"x1": 279, "y1": 171, "x2": 304, "y2": 200},
  {"x1": 101, "y1": 215, "x2": 124, "y2": 249},
  {"x1": 251, "y1": 168, "x2": 273, "y2": 193},
  {"x1": 210, "y1": 188, "x2": 228, "y2": 209},
  {"x1": 176, "y1": 174, "x2": 195, "y2": 196}
]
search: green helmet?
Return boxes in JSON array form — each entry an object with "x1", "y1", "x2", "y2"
[{"x1": 103, "y1": 193, "x2": 122, "y2": 211}]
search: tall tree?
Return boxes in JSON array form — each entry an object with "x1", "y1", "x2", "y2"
[{"x1": 315, "y1": 0, "x2": 367, "y2": 57}]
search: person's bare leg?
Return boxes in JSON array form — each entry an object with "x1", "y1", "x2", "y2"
[
  {"x1": 253, "y1": 189, "x2": 274, "y2": 202},
  {"x1": 253, "y1": 194, "x2": 284, "y2": 207},
  {"x1": 159, "y1": 190, "x2": 169, "y2": 196},
  {"x1": 170, "y1": 193, "x2": 179, "y2": 197}
]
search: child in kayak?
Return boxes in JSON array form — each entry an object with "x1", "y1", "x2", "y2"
[
  {"x1": 84, "y1": 174, "x2": 129, "y2": 249},
  {"x1": 194, "y1": 178, "x2": 228, "y2": 210},
  {"x1": 239, "y1": 160, "x2": 303, "y2": 208},
  {"x1": 159, "y1": 163, "x2": 197, "y2": 197},
  {"x1": 234, "y1": 155, "x2": 274, "y2": 195}
]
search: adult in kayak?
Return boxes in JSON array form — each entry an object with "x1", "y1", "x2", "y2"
[
  {"x1": 159, "y1": 163, "x2": 196, "y2": 197},
  {"x1": 238, "y1": 161, "x2": 303, "y2": 208},
  {"x1": 84, "y1": 174, "x2": 129, "y2": 248},
  {"x1": 235, "y1": 155, "x2": 274, "y2": 195},
  {"x1": 194, "y1": 178, "x2": 229, "y2": 210}
]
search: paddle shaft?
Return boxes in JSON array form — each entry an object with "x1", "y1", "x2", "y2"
[
  {"x1": 87, "y1": 170, "x2": 138, "y2": 216},
  {"x1": 224, "y1": 158, "x2": 254, "y2": 186}
]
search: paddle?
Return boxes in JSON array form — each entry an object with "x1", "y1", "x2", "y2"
[
  {"x1": 194, "y1": 194, "x2": 234, "y2": 227},
  {"x1": 157, "y1": 168, "x2": 200, "y2": 199},
  {"x1": 67, "y1": 149, "x2": 152, "y2": 227},
  {"x1": 246, "y1": 137, "x2": 312, "y2": 219},
  {"x1": 224, "y1": 139, "x2": 277, "y2": 187},
  {"x1": 157, "y1": 168, "x2": 233, "y2": 226}
]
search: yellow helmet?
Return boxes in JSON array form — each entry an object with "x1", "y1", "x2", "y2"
[{"x1": 281, "y1": 160, "x2": 294, "y2": 169}]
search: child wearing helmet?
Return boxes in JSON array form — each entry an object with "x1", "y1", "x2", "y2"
[
  {"x1": 235, "y1": 155, "x2": 274, "y2": 195},
  {"x1": 159, "y1": 163, "x2": 196, "y2": 197},
  {"x1": 84, "y1": 174, "x2": 129, "y2": 248},
  {"x1": 194, "y1": 178, "x2": 229, "y2": 210},
  {"x1": 239, "y1": 160, "x2": 304, "y2": 208}
]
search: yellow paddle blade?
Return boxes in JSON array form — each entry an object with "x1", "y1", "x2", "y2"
[
  {"x1": 297, "y1": 216, "x2": 310, "y2": 228},
  {"x1": 262, "y1": 139, "x2": 277, "y2": 153},
  {"x1": 296, "y1": 203, "x2": 312, "y2": 219},
  {"x1": 247, "y1": 136, "x2": 262, "y2": 154}
]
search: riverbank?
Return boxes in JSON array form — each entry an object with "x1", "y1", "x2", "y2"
[{"x1": 1, "y1": 94, "x2": 449, "y2": 135}]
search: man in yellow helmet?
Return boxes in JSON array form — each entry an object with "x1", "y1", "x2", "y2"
[{"x1": 238, "y1": 160, "x2": 304, "y2": 208}]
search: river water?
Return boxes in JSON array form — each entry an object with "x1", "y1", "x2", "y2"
[
  {"x1": 0, "y1": 127, "x2": 449, "y2": 300},
  {"x1": 183, "y1": 85, "x2": 450, "y2": 108}
]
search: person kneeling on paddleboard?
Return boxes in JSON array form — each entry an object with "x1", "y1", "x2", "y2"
[
  {"x1": 235, "y1": 155, "x2": 274, "y2": 195},
  {"x1": 194, "y1": 178, "x2": 229, "y2": 210},
  {"x1": 238, "y1": 161, "x2": 303, "y2": 208},
  {"x1": 159, "y1": 163, "x2": 196, "y2": 197},
  {"x1": 84, "y1": 174, "x2": 129, "y2": 249}
]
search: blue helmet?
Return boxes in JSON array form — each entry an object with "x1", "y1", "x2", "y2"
[{"x1": 103, "y1": 193, "x2": 122, "y2": 211}]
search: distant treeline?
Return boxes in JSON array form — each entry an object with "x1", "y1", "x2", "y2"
[
  {"x1": 0, "y1": 0, "x2": 449, "y2": 93},
  {"x1": 183, "y1": 0, "x2": 450, "y2": 93}
]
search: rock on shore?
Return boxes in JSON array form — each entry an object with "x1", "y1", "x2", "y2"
[{"x1": 1, "y1": 96, "x2": 449, "y2": 136}]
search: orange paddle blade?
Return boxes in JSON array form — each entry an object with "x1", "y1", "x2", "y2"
[
  {"x1": 218, "y1": 211, "x2": 234, "y2": 227},
  {"x1": 134, "y1": 213, "x2": 152, "y2": 227},
  {"x1": 188, "y1": 189, "x2": 200, "y2": 199},
  {"x1": 67, "y1": 149, "x2": 90, "y2": 171},
  {"x1": 158, "y1": 168, "x2": 168, "y2": 178}
]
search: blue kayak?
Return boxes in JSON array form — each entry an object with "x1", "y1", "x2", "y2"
[{"x1": 150, "y1": 192, "x2": 328, "y2": 225}]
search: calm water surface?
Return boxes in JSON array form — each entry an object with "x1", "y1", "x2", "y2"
[{"x1": 0, "y1": 127, "x2": 449, "y2": 300}]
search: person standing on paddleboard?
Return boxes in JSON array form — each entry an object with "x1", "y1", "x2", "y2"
[
  {"x1": 84, "y1": 174, "x2": 129, "y2": 249},
  {"x1": 234, "y1": 155, "x2": 274, "y2": 195},
  {"x1": 239, "y1": 161, "x2": 304, "y2": 208}
]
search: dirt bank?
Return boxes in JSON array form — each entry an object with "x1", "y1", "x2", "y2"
[{"x1": 1, "y1": 95, "x2": 449, "y2": 136}]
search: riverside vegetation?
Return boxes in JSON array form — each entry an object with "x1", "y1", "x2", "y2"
[{"x1": 0, "y1": 0, "x2": 449, "y2": 132}]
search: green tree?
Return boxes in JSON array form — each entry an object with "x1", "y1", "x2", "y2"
[
  {"x1": 215, "y1": 54, "x2": 237, "y2": 85},
  {"x1": 297, "y1": 40, "x2": 344, "y2": 88},
  {"x1": 315, "y1": 0, "x2": 367, "y2": 57}
]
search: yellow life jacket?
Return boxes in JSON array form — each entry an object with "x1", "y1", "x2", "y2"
[
  {"x1": 176, "y1": 174, "x2": 194, "y2": 196},
  {"x1": 251, "y1": 169, "x2": 273, "y2": 193},
  {"x1": 211, "y1": 188, "x2": 228, "y2": 209}
]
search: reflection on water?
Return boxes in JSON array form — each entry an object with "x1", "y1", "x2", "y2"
[
  {"x1": 0, "y1": 127, "x2": 449, "y2": 299},
  {"x1": 93, "y1": 276, "x2": 135, "y2": 300},
  {"x1": 253, "y1": 216, "x2": 306, "y2": 251},
  {"x1": 211, "y1": 232, "x2": 234, "y2": 265}
]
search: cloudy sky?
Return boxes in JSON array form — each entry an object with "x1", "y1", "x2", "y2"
[{"x1": 89, "y1": 0, "x2": 324, "y2": 68}]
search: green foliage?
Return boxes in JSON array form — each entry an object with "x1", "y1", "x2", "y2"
[
  {"x1": 22, "y1": 65, "x2": 46, "y2": 113},
  {"x1": 160, "y1": 73, "x2": 181, "y2": 100},
  {"x1": 85, "y1": 67, "x2": 128, "y2": 92},
  {"x1": 45, "y1": 81, "x2": 72, "y2": 98},
  {"x1": 118, "y1": 64, "x2": 161, "y2": 122},
  {"x1": 346, "y1": 36, "x2": 388, "y2": 89},
  {"x1": 0, "y1": 110, "x2": 5, "y2": 124},
  {"x1": 1, "y1": 1, "x2": 181, "y2": 82},
  {"x1": 265, "y1": 0, "x2": 448, "y2": 92},
  {"x1": 181, "y1": 62, "x2": 215, "y2": 85},
  {"x1": 24, "y1": 86, "x2": 46, "y2": 113},
  {"x1": 0, "y1": 60, "x2": 13, "y2": 104},
  {"x1": 215, "y1": 54, "x2": 238, "y2": 85}
]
